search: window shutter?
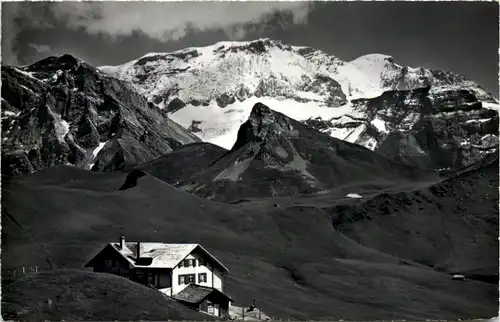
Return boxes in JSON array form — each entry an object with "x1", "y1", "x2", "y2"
[{"x1": 179, "y1": 275, "x2": 183, "y2": 285}]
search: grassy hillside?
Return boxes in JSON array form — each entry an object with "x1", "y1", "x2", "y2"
[
  {"x1": 333, "y1": 153, "x2": 499, "y2": 279},
  {"x1": 2, "y1": 165, "x2": 497, "y2": 320},
  {"x1": 1, "y1": 268, "x2": 213, "y2": 321},
  {"x1": 133, "y1": 142, "x2": 228, "y2": 184}
]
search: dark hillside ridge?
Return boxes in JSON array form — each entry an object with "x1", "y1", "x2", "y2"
[
  {"x1": 133, "y1": 142, "x2": 228, "y2": 185},
  {"x1": 1, "y1": 55, "x2": 199, "y2": 177},
  {"x1": 171, "y1": 103, "x2": 439, "y2": 202},
  {"x1": 331, "y1": 153, "x2": 499, "y2": 280}
]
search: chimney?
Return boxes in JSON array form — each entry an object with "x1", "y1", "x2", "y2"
[
  {"x1": 120, "y1": 236, "x2": 125, "y2": 249},
  {"x1": 136, "y1": 241, "x2": 141, "y2": 259}
]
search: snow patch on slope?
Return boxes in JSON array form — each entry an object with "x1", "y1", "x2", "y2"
[
  {"x1": 482, "y1": 102, "x2": 499, "y2": 111},
  {"x1": 340, "y1": 54, "x2": 396, "y2": 98},
  {"x1": 87, "y1": 140, "x2": 109, "y2": 169},
  {"x1": 2, "y1": 110, "x2": 21, "y2": 118},
  {"x1": 13, "y1": 68, "x2": 42, "y2": 82},
  {"x1": 213, "y1": 158, "x2": 253, "y2": 182},
  {"x1": 371, "y1": 117, "x2": 387, "y2": 133},
  {"x1": 45, "y1": 107, "x2": 70, "y2": 142}
]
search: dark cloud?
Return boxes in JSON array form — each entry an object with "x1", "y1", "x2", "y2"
[
  {"x1": 2, "y1": 1, "x2": 311, "y2": 65},
  {"x1": 28, "y1": 43, "x2": 52, "y2": 53},
  {"x1": 2, "y1": 1, "x2": 498, "y2": 94},
  {"x1": 2, "y1": 1, "x2": 310, "y2": 62}
]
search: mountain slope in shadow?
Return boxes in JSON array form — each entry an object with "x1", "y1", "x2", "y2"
[
  {"x1": 160, "y1": 102, "x2": 439, "y2": 202},
  {"x1": 1, "y1": 55, "x2": 199, "y2": 177}
]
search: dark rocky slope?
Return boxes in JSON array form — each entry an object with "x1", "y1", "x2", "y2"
[
  {"x1": 1, "y1": 55, "x2": 199, "y2": 177},
  {"x1": 171, "y1": 103, "x2": 438, "y2": 202},
  {"x1": 305, "y1": 86, "x2": 499, "y2": 170},
  {"x1": 2, "y1": 166, "x2": 497, "y2": 320}
]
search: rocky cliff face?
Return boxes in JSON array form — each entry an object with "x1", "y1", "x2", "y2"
[
  {"x1": 305, "y1": 86, "x2": 498, "y2": 170},
  {"x1": 1, "y1": 54, "x2": 199, "y2": 177}
]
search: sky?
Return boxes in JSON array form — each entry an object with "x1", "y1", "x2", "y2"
[{"x1": 2, "y1": 1, "x2": 499, "y2": 94}]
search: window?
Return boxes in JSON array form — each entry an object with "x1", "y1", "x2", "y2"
[
  {"x1": 158, "y1": 273, "x2": 171, "y2": 288},
  {"x1": 178, "y1": 274, "x2": 196, "y2": 285},
  {"x1": 200, "y1": 301, "x2": 209, "y2": 312},
  {"x1": 182, "y1": 259, "x2": 196, "y2": 267},
  {"x1": 198, "y1": 273, "x2": 207, "y2": 283},
  {"x1": 147, "y1": 273, "x2": 155, "y2": 286}
]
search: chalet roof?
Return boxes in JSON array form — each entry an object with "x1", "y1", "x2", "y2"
[
  {"x1": 173, "y1": 284, "x2": 233, "y2": 304},
  {"x1": 85, "y1": 241, "x2": 229, "y2": 272},
  {"x1": 115, "y1": 242, "x2": 198, "y2": 268}
]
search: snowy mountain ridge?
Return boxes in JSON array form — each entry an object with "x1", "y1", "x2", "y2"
[
  {"x1": 99, "y1": 38, "x2": 498, "y2": 169},
  {"x1": 101, "y1": 38, "x2": 495, "y2": 103},
  {"x1": 100, "y1": 39, "x2": 497, "y2": 149}
]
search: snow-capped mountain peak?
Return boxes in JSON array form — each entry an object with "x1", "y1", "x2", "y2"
[
  {"x1": 99, "y1": 39, "x2": 498, "y2": 170},
  {"x1": 349, "y1": 53, "x2": 396, "y2": 75}
]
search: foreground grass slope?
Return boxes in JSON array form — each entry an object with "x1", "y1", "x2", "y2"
[
  {"x1": 1, "y1": 269, "x2": 212, "y2": 321},
  {"x1": 2, "y1": 165, "x2": 497, "y2": 320}
]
